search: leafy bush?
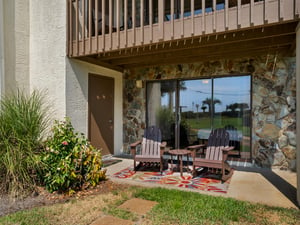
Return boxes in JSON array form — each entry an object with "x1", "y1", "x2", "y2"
[
  {"x1": 42, "y1": 118, "x2": 106, "y2": 193},
  {"x1": 156, "y1": 106, "x2": 175, "y2": 141},
  {"x1": 0, "y1": 90, "x2": 50, "y2": 197}
]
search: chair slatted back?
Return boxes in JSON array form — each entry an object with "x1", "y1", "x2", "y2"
[
  {"x1": 205, "y1": 128, "x2": 230, "y2": 161},
  {"x1": 141, "y1": 126, "x2": 161, "y2": 157},
  {"x1": 225, "y1": 125, "x2": 240, "y2": 150}
]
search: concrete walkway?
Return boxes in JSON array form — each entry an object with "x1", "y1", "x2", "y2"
[{"x1": 105, "y1": 157, "x2": 298, "y2": 209}]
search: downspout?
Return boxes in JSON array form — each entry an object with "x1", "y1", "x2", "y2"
[
  {"x1": 296, "y1": 22, "x2": 300, "y2": 207},
  {"x1": 0, "y1": 0, "x2": 4, "y2": 98}
]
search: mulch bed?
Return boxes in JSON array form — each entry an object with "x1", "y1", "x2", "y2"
[{"x1": 0, "y1": 180, "x2": 129, "y2": 217}]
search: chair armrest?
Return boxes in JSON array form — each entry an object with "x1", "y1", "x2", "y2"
[
  {"x1": 222, "y1": 146, "x2": 235, "y2": 153},
  {"x1": 222, "y1": 146, "x2": 235, "y2": 161},
  {"x1": 187, "y1": 144, "x2": 206, "y2": 157},
  {"x1": 130, "y1": 140, "x2": 142, "y2": 148},
  {"x1": 187, "y1": 144, "x2": 205, "y2": 150},
  {"x1": 130, "y1": 140, "x2": 142, "y2": 155},
  {"x1": 160, "y1": 141, "x2": 167, "y2": 148}
]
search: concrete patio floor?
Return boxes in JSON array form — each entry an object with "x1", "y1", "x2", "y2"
[{"x1": 105, "y1": 156, "x2": 298, "y2": 209}]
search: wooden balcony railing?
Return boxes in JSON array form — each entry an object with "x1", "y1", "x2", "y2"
[{"x1": 67, "y1": 0, "x2": 300, "y2": 57}]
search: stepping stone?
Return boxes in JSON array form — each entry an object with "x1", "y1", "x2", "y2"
[
  {"x1": 118, "y1": 198, "x2": 158, "y2": 215},
  {"x1": 91, "y1": 215, "x2": 133, "y2": 225}
]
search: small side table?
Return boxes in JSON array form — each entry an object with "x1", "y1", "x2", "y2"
[{"x1": 168, "y1": 149, "x2": 192, "y2": 176}]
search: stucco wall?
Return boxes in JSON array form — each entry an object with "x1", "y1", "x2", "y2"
[
  {"x1": 66, "y1": 59, "x2": 124, "y2": 155},
  {"x1": 123, "y1": 55, "x2": 296, "y2": 170},
  {"x1": 3, "y1": 0, "x2": 30, "y2": 94},
  {"x1": 29, "y1": 0, "x2": 67, "y2": 119},
  {"x1": 0, "y1": 0, "x2": 4, "y2": 97}
]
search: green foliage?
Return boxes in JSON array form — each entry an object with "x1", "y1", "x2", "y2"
[
  {"x1": 133, "y1": 187, "x2": 300, "y2": 225},
  {"x1": 134, "y1": 187, "x2": 253, "y2": 225},
  {"x1": 156, "y1": 106, "x2": 175, "y2": 141},
  {"x1": 0, "y1": 208, "x2": 50, "y2": 225},
  {"x1": 0, "y1": 90, "x2": 50, "y2": 197},
  {"x1": 156, "y1": 106, "x2": 175, "y2": 127},
  {"x1": 42, "y1": 118, "x2": 106, "y2": 193}
]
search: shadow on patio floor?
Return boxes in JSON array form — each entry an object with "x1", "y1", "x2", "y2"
[{"x1": 234, "y1": 167, "x2": 298, "y2": 208}]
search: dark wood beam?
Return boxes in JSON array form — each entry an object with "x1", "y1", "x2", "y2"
[
  {"x1": 106, "y1": 34, "x2": 295, "y2": 66},
  {"x1": 124, "y1": 46, "x2": 289, "y2": 69},
  {"x1": 97, "y1": 22, "x2": 298, "y2": 61},
  {"x1": 76, "y1": 56, "x2": 124, "y2": 72}
]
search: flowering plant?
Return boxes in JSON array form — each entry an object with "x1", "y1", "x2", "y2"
[{"x1": 42, "y1": 117, "x2": 106, "y2": 193}]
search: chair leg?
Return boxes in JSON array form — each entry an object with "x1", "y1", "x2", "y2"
[
  {"x1": 221, "y1": 162, "x2": 233, "y2": 182},
  {"x1": 192, "y1": 163, "x2": 196, "y2": 177},
  {"x1": 222, "y1": 169, "x2": 233, "y2": 182},
  {"x1": 133, "y1": 158, "x2": 137, "y2": 171}
]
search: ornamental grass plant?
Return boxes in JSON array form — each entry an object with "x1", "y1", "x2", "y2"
[{"x1": 0, "y1": 90, "x2": 50, "y2": 198}]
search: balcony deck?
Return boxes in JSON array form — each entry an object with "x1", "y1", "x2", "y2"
[{"x1": 67, "y1": 0, "x2": 300, "y2": 69}]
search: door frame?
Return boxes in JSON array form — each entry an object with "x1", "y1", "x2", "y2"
[{"x1": 88, "y1": 73, "x2": 115, "y2": 155}]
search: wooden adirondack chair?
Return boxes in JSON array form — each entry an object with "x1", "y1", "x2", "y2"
[
  {"x1": 191, "y1": 128, "x2": 234, "y2": 181},
  {"x1": 130, "y1": 126, "x2": 166, "y2": 173}
]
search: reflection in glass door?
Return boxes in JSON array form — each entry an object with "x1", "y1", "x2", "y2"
[
  {"x1": 179, "y1": 79, "x2": 212, "y2": 147},
  {"x1": 146, "y1": 76, "x2": 251, "y2": 159},
  {"x1": 146, "y1": 80, "x2": 176, "y2": 148},
  {"x1": 213, "y1": 76, "x2": 251, "y2": 158}
]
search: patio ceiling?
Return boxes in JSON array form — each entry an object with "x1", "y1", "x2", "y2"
[{"x1": 77, "y1": 21, "x2": 298, "y2": 71}]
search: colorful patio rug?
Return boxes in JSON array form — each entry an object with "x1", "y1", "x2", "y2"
[{"x1": 113, "y1": 166, "x2": 231, "y2": 194}]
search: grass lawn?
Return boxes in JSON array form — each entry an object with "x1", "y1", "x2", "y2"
[
  {"x1": 0, "y1": 185, "x2": 299, "y2": 225},
  {"x1": 186, "y1": 116, "x2": 249, "y2": 135},
  {"x1": 185, "y1": 116, "x2": 251, "y2": 152}
]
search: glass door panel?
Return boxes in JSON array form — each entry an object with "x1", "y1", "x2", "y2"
[
  {"x1": 146, "y1": 80, "x2": 176, "y2": 148},
  {"x1": 213, "y1": 76, "x2": 251, "y2": 158},
  {"x1": 179, "y1": 79, "x2": 212, "y2": 148}
]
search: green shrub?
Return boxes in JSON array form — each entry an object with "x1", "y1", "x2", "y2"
[
  {"x1": 0, "y1": 90, "x2": 50, "y2": 197},
  {"x1": 42, "y1": 118, "x2": 106, "y2": 193},
  {"x1": 156, "y1": 106, "x2": 175, "y2": 141}
]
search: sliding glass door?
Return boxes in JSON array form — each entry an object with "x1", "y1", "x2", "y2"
[
  {"x1": 146, "y1": 75, "x2": 251, "y2": 158},
  {"x1": 212, "y1": 76, "x2": 251, "y2": 157}
]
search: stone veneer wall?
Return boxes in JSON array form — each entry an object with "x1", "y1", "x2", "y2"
[{"x1": 123, "y1": 55, "x2": 296, "y2": 170}]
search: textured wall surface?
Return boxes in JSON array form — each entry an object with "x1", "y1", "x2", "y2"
[
  {"x1": 29, "y1": 0, "x2": 67, "y2": 119},
  {"x1": 66, "y1": 59, "x2": 124, "y2": 155},
  {"x1": 3, "y1": 0, "x2": 30, "y2": 93},
  {"x1": 123, "y1": 55, "x2": 296, "y2": 170},
  {"x1": 0, "y1": 0, "x2": 4, "y2": 97},
  {"x1": 15, "y1": 0, "x2": 30, "y2": 92}
]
